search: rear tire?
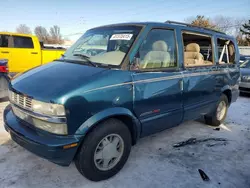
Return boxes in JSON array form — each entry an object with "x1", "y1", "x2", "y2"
[
  {"x1": 75, "y1": 118, "x2": 132, "y2": 181},
  {"x1": 205, "y1": 94, "x2": 229, "y2": 127}
]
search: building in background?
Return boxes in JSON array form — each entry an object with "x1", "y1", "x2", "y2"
[{"x1": 239, "y1": 46, "x2": 250, "y2": 55}]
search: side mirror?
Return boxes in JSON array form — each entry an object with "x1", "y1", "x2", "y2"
[
  {"x1": 130, "y1": 57, "x2": 140, "y2": 70},
  {"x1": 133, "y1": 57, "x2": 140, "y2": 64}
]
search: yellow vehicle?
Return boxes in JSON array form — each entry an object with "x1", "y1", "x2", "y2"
[
  {"x1": 0, "y1": 32, "x2": 66, "y2": 74},
  {"x1": 0, "y1": 32, "x2": 66, "y2": 98}
]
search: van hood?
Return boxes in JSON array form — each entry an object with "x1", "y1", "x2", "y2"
[
  {"x1": 240, "y1": 68, "x2": 250, "y2": 76},
  {"x1": 11, "y1": 61, "x2": 109, "y2": 102}
]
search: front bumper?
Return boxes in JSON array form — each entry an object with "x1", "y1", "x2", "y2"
[
  {"x1": 4, "y1": 105, "x2": 81, "y2": 166},
  {"x1": 239, "y1": 82, "x2": 250, "y2": 94}
]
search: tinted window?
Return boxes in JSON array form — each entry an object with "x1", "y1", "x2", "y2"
[
  {"x1": 137, "y1": 29, "x2": 177, "y2": 69},
  {"x1": 0, "y1": 35, "x2": 9, "y2": 47},
  {"x1": 13, "y1": 36, "x2": 34, "y2": 48}
]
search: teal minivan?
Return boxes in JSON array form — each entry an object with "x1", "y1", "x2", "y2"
[{"x1": 4, "y1": 21, "x2": 240, "y2": 181}]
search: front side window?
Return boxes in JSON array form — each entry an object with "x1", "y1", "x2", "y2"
[
  {"x1": 0, "y1": 35, "x2": 10, "y2": 47},
  {"x1": 64, "y1": 26, "x2": 142, "y2": 66},
  {"x1": 217, "y1": 38, "x2": 235, "y2": 64},
  {"x1": 136, "y1": 29, "x2": 177, "y2": 70},
  {"x1": 13, "y1": 36, "x2": 34, "y2": 48}
]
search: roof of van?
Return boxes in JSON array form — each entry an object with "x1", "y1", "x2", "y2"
[
  {"x1": 0, "y1": 32, "x2": 35, "y2": 37},
  {"x1": 92, "y1": 21, "x2": 234, "y2": 39}
]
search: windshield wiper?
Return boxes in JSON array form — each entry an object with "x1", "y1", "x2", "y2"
[{"x1": 73, "y1": 53, "x2": 97, "y2": 67}]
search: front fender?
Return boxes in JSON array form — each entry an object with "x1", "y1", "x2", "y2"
[
  {"x1": 221, "y1": 85, "x2": 231, "y2": 93},
  {"x1": 75, "y1": 107, "x2": 141, "y2": 141}
]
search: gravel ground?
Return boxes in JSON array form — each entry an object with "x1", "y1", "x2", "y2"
[{"x1": 0, "y1": 96, "x2": 250, "y2": 188}]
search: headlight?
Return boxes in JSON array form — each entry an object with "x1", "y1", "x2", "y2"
[
  {"x1": 242, "y1": 76, "x2": 250, "y2": 82},
  {"x1": 12, "y1": 105, "x2": 67, "y2": 135},
  {"x1": 32, "y1": 118, "x2": 67, "y2": 135},
  {"x1": 32, "y1": 100, "x2": 66, "y2": 116}
]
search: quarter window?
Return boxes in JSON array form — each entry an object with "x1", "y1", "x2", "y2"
[
  {"x1": 13, "y1": 36, "x2": 34, "y2": 48},
  {"x1": 137, "y1": 29, "x2": 177, "y2": 69},
  {"x1": 0, "y1": 35, "x2": 10, "y2": 47},
  {"x1": 217, "y1": 38, "x2": 235, "y2": 64}
]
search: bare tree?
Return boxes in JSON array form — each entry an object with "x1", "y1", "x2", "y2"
[
  {"x1": 184, "y1": 16, "x2": 196, "y2": 24},
  {"x1": 16, "y1": 24, "x2": 32, "y2": 34},
  {"x1": 211, "y1": 16, "x2": 248, "y2": 45},
  {"x1": 50, "y1": 25, "x2": 63, "y2": 44},
  {"x1": 212, "y1": 16, "x2": 233, "y2": 34},
  {"x1": 34, "y1": 26, "x2": 50, "y2": 43},
  {"x1": 235, "y1": 18, "x2": 248, "y2": 36},
  {"x1": 212, "y1": 16, "x2": 247, "y2": 36}
]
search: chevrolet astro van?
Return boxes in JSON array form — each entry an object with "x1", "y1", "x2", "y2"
[{"x1": 4, "y1": 21, "x2": 240, "y2": 181}]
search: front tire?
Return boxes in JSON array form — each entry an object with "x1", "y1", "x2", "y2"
[
  {"x1": 75, "y1": 118, "x2": 132, "y2": 181},
  {"x1": 205, "y1": 94, "x2": 229, "y2": 126}
]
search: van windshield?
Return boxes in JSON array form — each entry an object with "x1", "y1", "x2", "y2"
[{"x1": 63, "y1": 25, "x2": 142, "y2": 67}]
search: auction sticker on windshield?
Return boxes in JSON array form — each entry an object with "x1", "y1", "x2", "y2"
[{"x1": 110, "y1": 34, "x2": 133, "y2": 40}]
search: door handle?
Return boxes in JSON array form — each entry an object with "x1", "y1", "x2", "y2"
[
  {"x1": 31, "y1": 52, "x2": 38, "y2": 54},
  {"x1": 179, "y1": 80, "x2": 184, "y2": 91},
  {"x1": 1, "y1": 51, "x2": 9, "y2": 54}
]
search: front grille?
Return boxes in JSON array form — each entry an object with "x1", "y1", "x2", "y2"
[
  {"x1": 241, "y1": 76, "x2": 250, "y2": 82},
  {"x1": 239, "y1": 87, "x2": 250, "y2": 92},
  {"x1": 9, "y1": 90, "x2": 32, "y2": 110}
]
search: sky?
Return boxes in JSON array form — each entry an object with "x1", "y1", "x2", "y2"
[{"x1": 1, "y1": 0, "x2": 250, "y2": 41}]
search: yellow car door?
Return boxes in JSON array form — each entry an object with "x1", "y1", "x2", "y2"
[
  {"x1": 9, "y1": 35, "x2": 41, "y2": 73},
  {"x1": 0, "y1": 34, "x2": 11, "y2": 65}
]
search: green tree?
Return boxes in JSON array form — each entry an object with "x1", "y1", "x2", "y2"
[{"x1": 240, "y1": 20, "x2": 250, "y2": 44}]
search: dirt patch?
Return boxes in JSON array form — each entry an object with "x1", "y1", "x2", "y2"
[{"x1": 173, "y1": 137, "x2": 228, "y2": 148}]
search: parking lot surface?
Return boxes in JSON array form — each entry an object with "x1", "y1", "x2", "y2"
[{"x1": 0, "y1": 96, "x2": 250, "y2": 188}]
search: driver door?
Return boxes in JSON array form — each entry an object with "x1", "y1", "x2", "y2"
[{"x1": 132, "y1": 28, "x2": 183, "y2": 137}]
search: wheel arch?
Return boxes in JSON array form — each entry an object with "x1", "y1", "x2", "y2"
[
  {"x1": 75, "y1": 107, "x2": 141, "y2": 145},
  {"x1": 221, "y1": 86, "x2": 232, "y2": 104}
]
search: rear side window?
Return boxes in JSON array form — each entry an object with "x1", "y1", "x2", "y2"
[
  {"x1": 0, "y1": 35, "x2": 10, "y2": 47},
  {"x1": 13, "y1": 36, "x2": 34, "y2": 48},
  {"x1": 182, "y1": 32, "x2": 213, "y2": 67},
  {"x1": 217, "y1": 38, "x2": 235, "y2": 64}
]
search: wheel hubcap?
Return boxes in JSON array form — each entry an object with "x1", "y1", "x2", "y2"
[
  {"x1": 94, "y1": 134, "x2": 124, "y2": 171},
  {"x1": 216, "y1": 101, "x2": 227, "y2": 121}
]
